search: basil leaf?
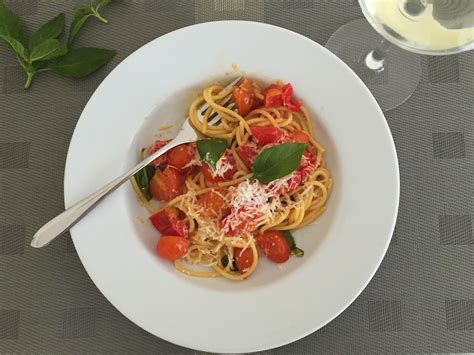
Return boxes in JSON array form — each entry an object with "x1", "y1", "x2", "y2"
[
  {"x1": 91, "y1": 0, "x2": 111, "y2": 23},
  {"x1": 68, "y1": 1, "x2": 111, "y2": 45},
  {"x1": 97, "y1": 0, "x2": 112, "y2": 10},
  {"x1": 68, "y1": 8, "x2": 93, "y2": 46},
  {"x1": 30, "y1": 39, "x2": 67, "y2": 63},
  {"x1": 282, "y1": 230, "x2": 296, "y2": 249},
  {"x1": 252, "y1": 143, "x2": 306, "y2": 183},
  {"x1": 293, "y1": 247, "x2": 304, "y2": 257},
  {"x1": 0, "y1": 0, "x2": 25, "y2": 44},
  {"x1": 197, "y1": 138, "x2": 227, "y2": 169},
  {"x1": 134, "y1": 165, "x2": 155, "y2": 201},
  {"x1": 221, "y1": 255, "x2": 238, "y2": 272},
  {"x1": 0, "y1": 35, "x2": 28, "y2": 62},
  {"x1": 29, "y1": 13, "x2": 65, "y2": 50},
  {"x1": 52, "y1": 47, "x2": 115, "y2": 78},
  {"x1": 282, "y1": 230, "x2": 304, "y2": 257}
]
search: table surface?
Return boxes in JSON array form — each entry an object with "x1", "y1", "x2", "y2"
[{"x1": 1, "y1": 1, "x2": 473, "y2": 354}]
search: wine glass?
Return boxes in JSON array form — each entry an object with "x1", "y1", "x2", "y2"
[{"x1": 326, "y1": 0, "x2": 474, "y2": 112}]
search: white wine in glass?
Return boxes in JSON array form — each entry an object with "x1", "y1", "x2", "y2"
[{"x1": 326, "y1": 0, "x2": 474, "y2": 111}]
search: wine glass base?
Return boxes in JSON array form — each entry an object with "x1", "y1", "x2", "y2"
[{"x1": 326, "y1": 19, "x2": 422, "y2": 112}]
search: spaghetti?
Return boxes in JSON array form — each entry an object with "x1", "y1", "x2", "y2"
[{"x1": 131, "y1": 78, "x2": 332, "y2": 280}]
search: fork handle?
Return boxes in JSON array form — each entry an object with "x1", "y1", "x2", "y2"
[{"x1": 30, "y1": 137, "x2": 188, "y2": 248}]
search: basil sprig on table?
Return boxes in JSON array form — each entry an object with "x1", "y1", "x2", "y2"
[
  {"x1": 197, "y1": 138, "x2": 228, "y2": 169},
  {"x1": 0, "y1": 0, "x2": 115, "y2": 89},
  {"x1": 52, "y1": 47, "x2": 115, "y2": 78},
  {"x1": 252, "y1": 142, "x2": 306, "y2": 183},
  {"x1": 68, "y1": 0, "x2": 111, "y2": 45},
  {"x1": 282, "y1": 230, "x2": 304, "y2": 257},
  {"x1": 29, "y1": 13, "x2": 65, "y2": 50}
]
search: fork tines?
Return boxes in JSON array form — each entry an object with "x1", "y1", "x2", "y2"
[{"x1": 198, "y1": 76, "x2": 242, "y2": 126}]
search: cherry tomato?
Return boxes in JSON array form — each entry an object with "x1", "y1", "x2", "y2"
[
  {"x1": 236, "y1": 143, "x2": 258, "y2": 169},
  {"x1": 297, "y1": 150, "x2": 316, "y2": 181},
  {"x1": 272, "y1": 171, "x2": 303, "y2": 195},
  {"x1": 201, "y1": 151, "x2": 236, "y2": 184},
  {"x1": 156, "y1": 236, "x2": 189, "y2": 261},
  {"x1": 167, "y1": 143, "x2": 196, "y2": 171},
  {"x1": 262, "y1": 85, "x2": 283, "y2": 108},
  {"x1": 284, "y1": 130, "x2": 309, "y2": 145},
  {"x1": 256, "y1": 230, "x2": 291, "y2": 263},
  {"x1": 221, "y1": 207, "x2": 260, "y2": 236},
  {"x1": 232, "y1": 78, "x2": 255, "y2": 116},
  {"x1": 251, "y1": 96, "x2": 264, "y2": 110},
  {"x1": 221, "y1": 214, "x2": 244, "y2": 236},
  {"x1": 149, "y1": 166, "x2": 182, "y2": 201},
  {"x1": 281, "y1": 83, "x2": 302, "y2": 112},
  {"x1": 250, "y1": 125, "x2": 284, "y2": 146},
  {"x1": 233, "y1": 247, "x2": 254, "y2": 274},
  {"x1": 149, "y1": 207, "x2": 188, "y2": 237},
  {"x1": 148, "y1": 139, "x2": 171, "y2": 166},
  {"x1": 198, "y1": 188, "x2": 230, "y2": 219}
]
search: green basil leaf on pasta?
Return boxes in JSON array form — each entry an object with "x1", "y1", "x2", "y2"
[
  {"x1": 252, "y1": 142, "x2": 306, "y2": 183},
  {"x1": 282, "y1": 230, "x2": 296, "y2": 249},
  {"x1": 197, "y1": 138, "x2": 227, "y2": 169},
  {"x1": 282, "y1": 230, "x2": 304, "y2": 257},
  {"x1": 221, "y1": 255, "x2": 238, "y2": 272},
  {"x1": 292, "y1": 247, "x2": 304, "y2": 257},
  {"x1": 133, "y1": 165, "x2": 156, "y2": 201}
]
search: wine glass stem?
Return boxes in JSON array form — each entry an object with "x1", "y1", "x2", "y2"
[{"x1": 363, "y1": 38, "x2": 392, "y2": 72}]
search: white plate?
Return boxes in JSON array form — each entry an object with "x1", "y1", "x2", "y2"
[{"x1": 64, "y1": 21, "x2": 399, "y2": 353}]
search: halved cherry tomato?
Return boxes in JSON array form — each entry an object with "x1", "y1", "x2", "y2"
[
  {"x1": 232, "y1": 79, "x2": 255, "y2": 116},
  {"x1": 156, "y1": 236, "x2": 189, "y2": 261},
  {"x1": 198, "y1": 188, "x2": 230, "y2": 219},
  {"x1": 256, "y1": 230, "x2": 291, "y2": 263},
  {"x1": 250, "y1": 125, "x2": 284, "y2": 146},
  {"x1": 262, "y1": 85, "x2": 283, "y2": 108},
  {"x1": 149, "y1": 207, "x2": 188, "y2": 237},
  {"x1": 284, "y1": 130, "x2": 309, "y2": 145},
  {"x1": 148, "y1": 139, "x2": 171, "y2": 166},
  {"x1": 298, "y1": 150, "x2": 316, "y2": 181},
  {"x1": 201, "y1": 151, "x2": 236, "y2": 184},
  {"x1": 236, "y1": 143, "x2": 258, "y2": 169},
  {"x1": 281, "y1": 83, "x2": 302, "y2": 112},
  {"x1": 261, "y1": 84, "x2": 281, "y2": 95},
  {"x1": 233, "y1": 247, "x2": 254, "y2": 274},
  {"x1": 251, "y1": 96, "x2": 264, "y2": 110},
  {"x1": 149, "y1": 166, "x2": 182, "y2": 201},
  {"x1": 167, "y1": 143, "x2": 196, "y2": 171}
]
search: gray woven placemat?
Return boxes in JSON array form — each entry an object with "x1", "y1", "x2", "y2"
[{"x1": 1, "y1": 1, "x2": 473, "y2": 354}]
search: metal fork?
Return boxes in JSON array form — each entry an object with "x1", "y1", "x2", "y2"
[{"x1": 30, "y1": 76, "x2": 242, "y2": 248}]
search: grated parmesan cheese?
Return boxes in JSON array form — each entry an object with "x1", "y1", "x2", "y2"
[
  {"x1": 221, "y1": 179, "x2": 283, "y2": 236},
  {"x1": 210, "y1": 152, "x2": 233, "y2": 178},
  {"x1": 183, "y1": 149, "x2": 202, "y2": 170}
]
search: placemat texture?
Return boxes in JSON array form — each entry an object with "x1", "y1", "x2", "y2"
[{"x1": 0, "y1": 0, "x2": 473, "y2": 354}]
